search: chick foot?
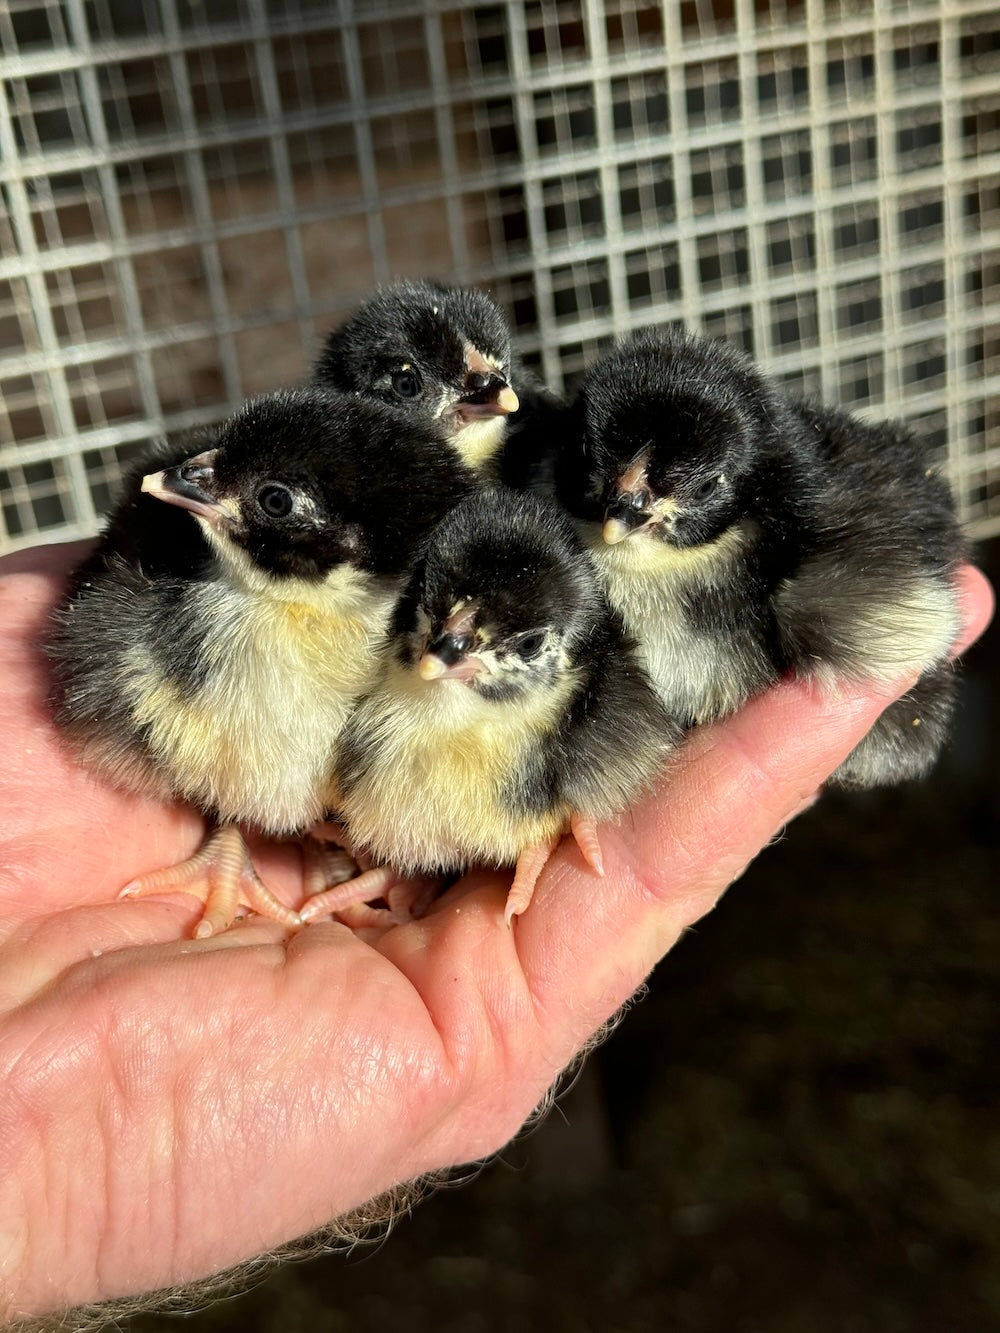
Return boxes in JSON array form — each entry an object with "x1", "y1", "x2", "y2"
[
  {"x1": 302, "y1": 840, "x2": 358, "y2": 898},
  {"x1": 119, "y1": 823, "x2": 302, "y2": 939},
  {"x1": 302, "y1": 841, "x2": 397, "y2": 927},
  {"x1": 302, "y1": 823, "x2": 438, "y2": 927},
  {"x1": 298, "y1": 865, "x2": 438, "y2": 927},
  {"x1": 504, "y1": 815, "x2": 605, "y2": 924}
]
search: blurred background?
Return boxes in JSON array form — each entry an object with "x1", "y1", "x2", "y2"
[{"x1": 1, "y1": 2, "x2": 997, "y2": 1329}]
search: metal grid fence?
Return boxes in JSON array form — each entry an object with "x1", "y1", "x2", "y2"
[{"x1": 1, "y1": 0, "x2": 999, "y2": 551}]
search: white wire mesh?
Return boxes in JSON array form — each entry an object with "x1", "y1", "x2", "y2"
[{"x1": 1, "y1": 0, "x2": 998, "y2": 551}]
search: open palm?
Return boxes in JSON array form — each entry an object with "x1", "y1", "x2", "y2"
[{"x1": 0, "y1": 542, "x2": 991, "y2": 1322}]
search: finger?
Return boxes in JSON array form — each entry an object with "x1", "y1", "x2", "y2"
[
  {"x1": 0, "y1": 783, "x2": 206, "y2": 930},
  {"x1": 0, "y1": 540, "x2": 94, "y2": 580},
  {"x1": 514, "y1": 561, "x2": 994, "y2": 1056},
  {"x1": 951, "y1": 562, "x2": 994, "y2": 656},
  {"x1": 0, "y1": 898, "x2": 300, "y2": 1012},
  {"x1": 0, "y1": 541, "x2": 94, "y2": 641}
]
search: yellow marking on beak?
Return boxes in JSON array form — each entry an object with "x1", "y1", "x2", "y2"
[
  {"x1": 419, "y1": 654, "x2": 448, "y2": 681},
  {"x1": 140, "y1": 470, "x2": 164, "y2": 494},
  {"x1": 602, "y1": 517, "x2": 633, "y2": 545},
  {"x1": 496, "y1": 386, "x2": 519, "y2": 414}
]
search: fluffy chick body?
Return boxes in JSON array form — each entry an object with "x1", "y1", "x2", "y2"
[
  {"x1": 555, "y1": 328, "x2": 965, "y2": 786},
  {"x1": 592, "y1": 517, "x2": 772, "y2": 724},
  {"x1": 335, "y1": 652, "x2": 579, "y2": 872},
  {"x1": 49, "y1": 388, "x2": 476, "y2": 927},
  {"x1": 332, "y1": 489, "x2": 679, "y2": 902},
  {"x1": 66, "y1": 541, "x2": 388, "y2": 833}
]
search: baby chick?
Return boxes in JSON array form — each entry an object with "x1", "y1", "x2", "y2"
[
  {"x1": 553, "y1": 328, "x2": 966, "y2": 788},
  {"x1": 48, "y1": 387, "x2": 476, "y2": 935},
  {"x1": 302, "y1": 488, "x2": 681, "y2": 926},
  {"x1": 314, "y1": 278, "x2": 553, "y2": 483}
]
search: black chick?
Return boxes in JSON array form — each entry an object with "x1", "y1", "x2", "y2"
[
  {"x1": 302, "y1": 488, "x2": 681, "y2": 926},
  {"x1": 313, "y1": 278, "x2": 557, "y2": 485},
  {"x1": 48, "y1": 387, "x2": 477, "y2": 935},
  {"x1": 553, "y1": 327, "x2": 966, "y2": 788}
]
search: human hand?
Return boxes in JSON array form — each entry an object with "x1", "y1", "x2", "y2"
[{"x1": 0, "y1": 544, "x2": 991, "y2": 1322}]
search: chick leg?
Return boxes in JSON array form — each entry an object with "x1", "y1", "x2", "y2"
[
  {"x1": 303, "y1": 843, "x2": 388, "y2": 926},
  {"x1": 302, "y1": 841, "x2": 358, "y2": 898},
  {"x1": 504, "y1": 817, "x2": 605, "y2": 925},
  {"x1": 331, "y1": 878, "x2": 442, "y2": 929},
  {"x1": 119, "y1": 823, "x2": 301, "y2": 939},
  {"x1": 505, "y1": 837, "x2": 560, "y2": 925}
]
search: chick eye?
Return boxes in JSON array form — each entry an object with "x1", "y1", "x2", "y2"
[
  {"x1": 391, "y1": 368, "x2": 423, "y2": 401},
  {"x1": 514, "y1": 631, "x2": 546, "y2": 660},
  {"x1": 257, "y1": 484, "x2": 294, "y2": 518},
  {"x1": 696, "y1": 476, "x2": 720, "y2": 499}
]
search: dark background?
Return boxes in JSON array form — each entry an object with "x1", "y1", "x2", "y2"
[{"x1": 125, "y1": 541, "x2": 998, "y2": 1333}]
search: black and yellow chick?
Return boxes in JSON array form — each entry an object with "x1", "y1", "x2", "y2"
[
  {"x1": 48, "y1": 387, "x2": 476, "y2": 935},
  {"x1": 301, "y1": 488, "x2": 681, "y2": 926},
  {"x1": 553, "y1": 327, "x2": 966, "y2": 788},
  {"x1": 313, "y1": 278, "x2": 558, "y2": 485}
]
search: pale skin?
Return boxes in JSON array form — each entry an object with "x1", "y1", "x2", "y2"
[{"x1": 0, "y1": 542, "x2": 992, "y2": 1323}]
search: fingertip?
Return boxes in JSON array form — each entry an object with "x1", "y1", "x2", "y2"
[{"x1": 952, "y1": 563, "x2": 994, "y2": 657}]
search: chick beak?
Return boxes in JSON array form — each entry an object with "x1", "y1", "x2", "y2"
[
  {"x1": 141, "y1": 450, "x2": 225, "y2": 526},
  {"x1": 418, "y1": 633, "x2": 487, "y2": 683},
  {"x1": 418, "y1": 602, "x2": 486, "y2": 683},
  {"x1": 602, "y1": 492, "x2": 659, "y2": 545},
  {"x1": 455, "y1": 345, "x2": 519, "y2": 423}
]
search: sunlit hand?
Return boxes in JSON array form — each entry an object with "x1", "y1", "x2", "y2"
[{"x1": 0, "y1": 543, "x2": 991, "y2": 1322}]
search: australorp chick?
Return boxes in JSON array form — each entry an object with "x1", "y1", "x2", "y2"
[
  {"x1": 48, "y1": 387, "x2": 476, "y2": 935},
  {"x1": 301, "y1": 488, "x2": 681, "y2": 926},
  {"x1": 553, "y1": 327, "x2": 965, "y2": 788},
  {"x1": 314, "y1": 278, "x2": 535, "y2": 480}
]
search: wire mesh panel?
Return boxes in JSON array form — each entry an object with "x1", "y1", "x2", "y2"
[{"x1": 1, "y1": 0, "x2": 998, "y2": 550}]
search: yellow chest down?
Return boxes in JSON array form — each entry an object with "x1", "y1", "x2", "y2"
[
  {"x1": 124, "y1": 572, "x2": 394, "y2": 832},
  {"x1": 339, "y1": 668, "x2": 574, "y2": 873},
  {"x1": 586, "y1": 521, "x2": 760, "y2": 722}
]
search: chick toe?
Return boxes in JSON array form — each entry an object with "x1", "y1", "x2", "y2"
[
  {"x1": 504, "y1": 837, "x2": 561, "y2": 924},
  {"x1": 298, "y1": 865, "x2": 437, "y2": 926},
  {"x1": 332, "y1": 878, "x2": 437, "y2": 928},
  {"x1": 570, "y1": 814, "x2": 605, "y2": 877},
  {"x1": 119, "y1": 822, "x2": 301, "y2": 937}
]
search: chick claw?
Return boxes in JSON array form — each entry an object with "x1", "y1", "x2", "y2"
[
  {"x1": 119, "y1": 823, "x2": 302, "y2": 939},
  {"x1": 504, "y1": 816, "x2": 605, "y2": 925}
]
